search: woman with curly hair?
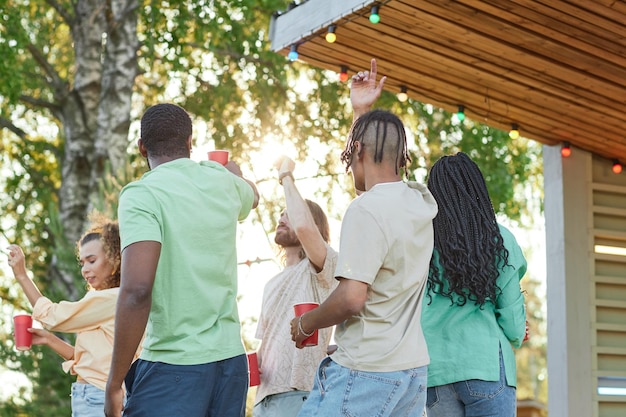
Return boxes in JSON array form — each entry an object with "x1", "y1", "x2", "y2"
[
  {"x1": 8, "y1": 212, "x2": 137, "y2": 416},
  {"x1": 422, "y1": 152, "x2": 527, "y2": 417}
]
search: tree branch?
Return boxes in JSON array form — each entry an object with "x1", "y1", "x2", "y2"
[
  {"x1": 26, "y1": 43, "x2": 68, "y2": 97},
  {"x1": 0, "y1": 117, "x2": 27, "y2": 139}
]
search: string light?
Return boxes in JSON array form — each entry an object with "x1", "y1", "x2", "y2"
[
  {"x1": 509, "y1": 123, "x2": 520, "y2": 139},
  {"x1": 288, "y1": 44, "x2": 298, "y2": 61},
  {"x1": 339, "y1": 65, "x2": 349, "y2": 82},
  {"x1": 612, "y1": 159, "x2": 622, "y2": 174},
  {"x1": 561, "y1": 141, "x2": 571, "y2": 158},
  {"x1": 456, "y1": 105, "x2": 465, "y2": 122},
  {"x1": 369, "y1": 5, "x2": 380, "y2": 24},
  {"x1": 397, "y1": 86, "x2": 408, "y2": 102},
  {"x1": 325, "y1": 25, "x2": 337, "y2": 43}
]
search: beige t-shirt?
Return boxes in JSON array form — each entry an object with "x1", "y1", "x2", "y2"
[
  {"x1": 332, "y1": 181, "x2": 438, "y2": 372},
  {"x1": 254, "y1": 244, "x2": 338, "y2": 404}
]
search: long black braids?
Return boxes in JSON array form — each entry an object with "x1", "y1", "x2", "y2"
[
  {"x1": 341, "y1": 110, "x2": 411, "y2": 175},
  {"x1": 426, "y1": 152, "x2": 509, "y2": 307}
]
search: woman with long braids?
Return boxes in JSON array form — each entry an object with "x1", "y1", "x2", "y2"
[{"x1": 422, "y1": 152, "x2": 527, "y2": 417}]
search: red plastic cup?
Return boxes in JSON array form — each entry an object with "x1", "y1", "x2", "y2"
[
  {"x1": 208, "y1": 150, "x2": 229, "y2": 166},
  {"x1": 13, "y1": 314, "x2": 33, "y2": 351},
  {"x1": 247, "y1": 352, "x2": 260, "y2": 387},
  {"x1": 293, "y1": 302, "x2": 319, "y2": 347}
]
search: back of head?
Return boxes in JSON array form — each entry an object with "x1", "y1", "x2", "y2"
[
  {"x1": 140, "y1": 103, "x2": 193, "y2": 158},
  {"x1": 426, "y1": 152, "x2": 508, "y2": 306},
  {"x1": 341, "y1": 109, "x2": 410, "y2": 174}
]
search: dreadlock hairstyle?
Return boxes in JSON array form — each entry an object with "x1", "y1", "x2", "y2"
[
  {"x1": 140, "y1": 103, "x2": 193, "y2": 158},
  {"x1": 426, "y1": 152, "x2": 509, "y2": 307},
  {"x1": 340, "y1": 109, "x2": 411, "y2": 175},
  {"x1": 77, "y1": 212, "x2": 121, "y2": 290}
]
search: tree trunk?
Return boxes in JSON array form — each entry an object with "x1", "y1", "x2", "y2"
[{"x1": 53, "y1": 0, "x2": 138, "y2": 298}]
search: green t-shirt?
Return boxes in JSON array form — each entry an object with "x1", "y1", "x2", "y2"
[
  {"x1": 118, "y1": 158, "x2": 254, "y2": 365},
  {"x1": 422, "y1": 224, "x2": 527, "y2": 387}
]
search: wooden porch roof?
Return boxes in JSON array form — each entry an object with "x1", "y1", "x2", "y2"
[{"x1": 269, "y1": 0, "x2": 626, "y2": 163}]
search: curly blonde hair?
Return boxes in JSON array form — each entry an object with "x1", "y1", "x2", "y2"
[{"x1": 77, "y1": 212, "x2": 121, "y2": 290}]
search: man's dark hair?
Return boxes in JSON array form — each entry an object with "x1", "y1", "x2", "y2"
[
  {"x1": 426, "y1": 152, "x2": 509, "y2": 307},
  {"x1": 140, "y1": 103, "x2": 193, "y2": 157},
  {"x1": 340, "y1": 109, "x2": 410, "y2": 175}
]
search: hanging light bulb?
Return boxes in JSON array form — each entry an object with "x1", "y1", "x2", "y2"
[
  {"x1": 397, "y1": 86, "x2": 408, "y2": 102},
  {"x1": 369, "y1": 5, "x2": 380, "y2": 24},
  {"x1": 612, "y1": 159, "x2": 622, "y2": 174},
  {"x1": 288, "y1": 44, "x2": 298, "y2": 61},
  {"x1": 339, "y1": 65, "x2": 349, "y2": 82},
  {"x1": 509, "y1": 123, "x2": 520, "y2": 139},
  {"x1": 456, "y1": 105, "x2": 465, "y2": 122},
  {"x1": 561, "y1": 141, "x2": 571, "y2": 158},
  {"x1": 325, "y1": 25, "x2": 337, "y2": 43}
]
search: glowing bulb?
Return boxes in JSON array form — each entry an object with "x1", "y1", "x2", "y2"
[
  {"x1": 339, "y1": 65, "x2": 349, "y2": 82},
  {"x1": 397, "y1": 86, "x2": 408, "y2": 102},
  {"x1": 561, "y1": 142, "x2": 571, "y2": 158},
  {"x1": 509, "y1": 123, "x2": 520, "y2": 140},
  {"x1": 612, "y1": 159, "x2": 622, "y2": 174},
  {"x1": 369, "y1": 5, "x2": 380, "y2": 24},
  {"x1": 288, "y1": 44, "x2": 298, "y2": 61},
  {"x1": 456, "y1": 105, "x2": 465, "y2": 122},
  {"x1": 325, "y1": 25, "x2": 337, "y2": 43}
]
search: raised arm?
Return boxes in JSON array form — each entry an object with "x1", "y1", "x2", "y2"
[
  {"x1": 225, "y1": 160, "x2": 260, "y2": 209},
  {"x1": 276, "y1": 156, "x2": 328, "y2": 271},
  {"x1": 7, "y1": 244, "x2": 44, "y2": 306},
  {"x1": 350, "y1": 58, "x2": 387, "y2": 120}
]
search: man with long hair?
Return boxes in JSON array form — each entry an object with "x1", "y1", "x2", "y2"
[{"x1": 253, "y1": 156, "x2": 338, "y2": 417}]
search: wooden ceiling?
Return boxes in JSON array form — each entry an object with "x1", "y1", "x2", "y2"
[{"x1": 270, "y1": 0, "x2": 626, "y2": 163}]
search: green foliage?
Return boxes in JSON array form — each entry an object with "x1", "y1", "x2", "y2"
[{"x1": 0, "y1": 0, "x2": 545, "y2": 414}]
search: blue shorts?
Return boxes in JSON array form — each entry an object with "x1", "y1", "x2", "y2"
[
  {"x1": 123, "y1": 356, "x2": 248, "y2": 417},
  {"x1": 71, "y1": 382, "x2": 105, "y2": 417},
  {"x1": 298, "y1": 357, "x2": 427, "y2": 417}
]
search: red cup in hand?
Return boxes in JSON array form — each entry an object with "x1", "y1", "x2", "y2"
[
  {"x1": 13, "y1": 315, "x2": 33, "y2": 351},
  {"x1": 208, "y1": 150, "x2": 229, "y2": 166},
  {"x1": 247, "y1": 352, "x2": 260, "y2": 387},
  {"x1": 293, "y1": 302, "x2": 319, "y2": 347}
]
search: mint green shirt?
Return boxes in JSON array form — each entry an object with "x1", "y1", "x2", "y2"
[
  {"x1": 422, "y1": 224, "x2": 527, "y2": 387},
  {"x1": 118, "y1": 158, "x2": 254, "y2": 365}
]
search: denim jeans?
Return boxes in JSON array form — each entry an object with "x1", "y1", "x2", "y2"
[
  {"x1": 425, "y1": 350, "x2": 516, "y2": 417},
  {"x1": 298, "y1": 357, "x2": 428, "y2": 417},
  {"x1": 123, "y1": 356, "x2": 248, "y2": 417},
  {"x1": 253, "y1": 390, "x2": 309, "y2": 417},
  {"x1": 71, "y1": 382, "x2": 105, "y2": 417}
]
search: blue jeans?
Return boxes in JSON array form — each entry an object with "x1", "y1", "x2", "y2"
[
  {"x1": 426, "y1": 350, "x2": 516, "y2": 417},
  {"x1": 71, "y1": 382, "x2": 105, "y2": 417},
  {"x1": 298, "y1": 357, "x2": 427, "y2": 417},
  {"x1": 123, "y1": 356, "x2": 248, "y2": 417},
  {"x1": 253, "y1": 390, "x2": 309, "y2": 417}
]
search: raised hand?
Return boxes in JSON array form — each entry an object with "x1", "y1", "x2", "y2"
[{"x1": 350, "y1": 58, "x2": 387, "y2": 118}]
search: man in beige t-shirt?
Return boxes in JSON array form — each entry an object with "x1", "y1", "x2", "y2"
[
  {"x1": 290, "y1": 60, "x2": 437, "y2": 417},
  {"x1": 253, "y1": 156, "x2": 338, "y2": 417}
]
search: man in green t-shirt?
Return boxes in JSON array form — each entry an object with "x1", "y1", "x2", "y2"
[{"x1": 105, "y1": 103, "x2": 259, "y2": 417}]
